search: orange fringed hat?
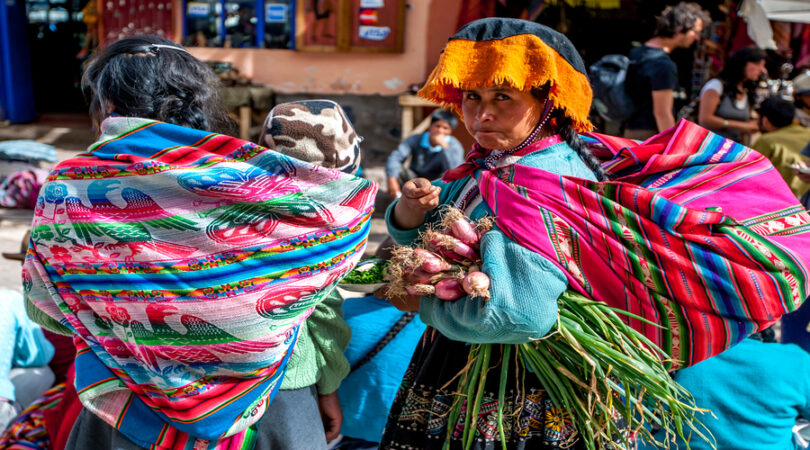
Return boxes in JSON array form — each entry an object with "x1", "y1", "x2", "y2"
[{"x1": 418, "y1": 18, "x2": 593, "y2": 133}]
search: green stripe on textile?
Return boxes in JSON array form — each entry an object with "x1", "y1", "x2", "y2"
[
  {"x1": 652, "y1": 293, "x2": 689, "y2": 366},
  {"x1": 240, "y1": 425, "x2": 258, "y2": 450},
  {"x1": 726, "y1": 224, "x2": 804, "y2": 309},
  {"x1": 767, "y1": 224, "x2": 810, "y2": 237}
]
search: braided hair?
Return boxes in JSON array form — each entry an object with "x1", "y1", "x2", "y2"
[
  {"x1": 531, "y1": 87, "x2": 608, "y2": 181},
  {"x1": 553, "y1": 110, "x2": 609, "y2": 181}
]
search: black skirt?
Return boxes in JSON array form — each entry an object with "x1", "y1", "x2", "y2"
[{"x1": 380, "y1": 329, "x2": 583, "y2": 450}]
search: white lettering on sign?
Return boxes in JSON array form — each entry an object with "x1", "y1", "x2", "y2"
[
  {"x1": 266, "y1": 3, "x2": 287, "y2": 22},
  {"x1": 359, "y1": 9, "x2": 378, "y2": 24},
  {"x1": 358, "y1": 26, "x2": 390, "y2": 41},
  {"x1": 360, "y1": 0, "x2": 384, "y2": 7},
  {"x1": 187, "y1": 2, "x2": 210, "y2": 17}
]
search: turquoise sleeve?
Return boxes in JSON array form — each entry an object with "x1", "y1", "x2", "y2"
[
  {"x1": 418, "y1": 226, "x2": 567, "y2": 344},
  {"x1": 14, "y1": 325, "x2": 55, "y2": 368}
]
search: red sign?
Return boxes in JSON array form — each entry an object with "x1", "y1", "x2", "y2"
[{"x1": 358, "y1": 8, "x2": 378, "y2": 25}]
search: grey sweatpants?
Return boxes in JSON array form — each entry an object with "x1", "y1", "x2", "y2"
[{"x1": 65, "y1": 385, "x2": 327, "y2": 449}]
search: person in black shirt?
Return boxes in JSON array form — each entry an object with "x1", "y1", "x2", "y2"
[{"x1": 624, "y1": 2, "x2": 710, "y2": 140}]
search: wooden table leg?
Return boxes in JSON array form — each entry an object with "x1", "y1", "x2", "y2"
[
  {"x1": 239, "y1": 106, "x2": 251, "y2": 140},
  {"x1": 401, "y1": 106, "x2": 414, "y2": 140}
]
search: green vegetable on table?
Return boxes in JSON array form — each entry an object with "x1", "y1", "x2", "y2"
[{"x1": 341, "y1": 259, "x2": 388, "y2": 285}]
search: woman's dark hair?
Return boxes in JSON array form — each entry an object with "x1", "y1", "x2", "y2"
[
  {"x1": 350, "y1": 311, "x2": 416, "y2": 372},
  {"x1": 554, "y1": 110, "x2": 608, "y2": 181},
  {"x1": 531, "y1": 87, "x2": 607, "y2": 181},
  {"x1": 717, "y1": 46, "x2": 767, "y2": 104},
  {"x1": 82, "y1": 35, "x2": 236, "y2": 136},
  {"x1": 653, "y1": 2, "x2": 710, "y2": 38}
]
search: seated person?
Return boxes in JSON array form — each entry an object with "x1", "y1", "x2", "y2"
[
  {"x1": 0, "y1": 288, "x2": 55, "y2": 431},
  {"x1": 751, "y1": 96, "x2": 810, "y2": 198},
  {"x1": 641, "y1": 328, "x2": 810, "y2": 449},
  {"x1": 793, "y1": 140, "x2": 810, "y2": 211},
  {"x1": 385, "y1": 110, "x2": 464, "y2": 198}
]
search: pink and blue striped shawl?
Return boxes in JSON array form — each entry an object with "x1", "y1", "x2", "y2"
[
  {"x1": 479, "y1": 120, "x2": 810, "y2": 368},
  {"x1": 22, "y1": 116, "x2": 377, "y2": 448}
]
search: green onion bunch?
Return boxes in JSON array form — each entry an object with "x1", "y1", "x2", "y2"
[{"x1": 445, "y1": 291, "x2": 713, "y2": 450}]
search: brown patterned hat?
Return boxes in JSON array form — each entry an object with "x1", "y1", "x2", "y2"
[{"x1": 259, "y1": 100, "x2": 361, "y2": 174}]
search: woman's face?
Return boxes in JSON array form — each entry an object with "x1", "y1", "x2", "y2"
[
  {"x1": 461, "y1": 86, "x2": 544, "y2": 150},
  {"x1": 744, "y1": 60, "x2": 767, "y2": 82}
]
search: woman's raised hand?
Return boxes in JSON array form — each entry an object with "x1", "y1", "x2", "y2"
[{"x1": 392, "y1": 178, "x2": 441, "y2": 230}]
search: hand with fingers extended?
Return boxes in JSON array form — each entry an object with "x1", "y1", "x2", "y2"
[{"x1": 392, "y1": 178, "x2": 441, "y2": 230}]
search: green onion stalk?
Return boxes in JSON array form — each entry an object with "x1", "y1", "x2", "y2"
[{"x1": 443, "y1": 291, "x2": 714, "y2": 450}]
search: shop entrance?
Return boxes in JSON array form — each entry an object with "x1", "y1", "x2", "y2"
[{"x1": 25, "y1": 0, "x2": 89, "y2": 114}]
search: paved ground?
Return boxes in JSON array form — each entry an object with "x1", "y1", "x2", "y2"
[
  {"x1": 0, "y1": 114, "x2": 394, "y2": 291},
  {"x1": 0, "y1": 115, "x2": 92, "y2": 291}
]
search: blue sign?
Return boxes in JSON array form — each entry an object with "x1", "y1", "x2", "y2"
[
  {"x1": 187, "y1": 2, "x2": 210, "y2": 18},
  {"x1": 358, "y1": 25, "x2": 390, "y2": 41},
  {"x1": 266, "y1": 3, "x2": 287, "y2": 23}
]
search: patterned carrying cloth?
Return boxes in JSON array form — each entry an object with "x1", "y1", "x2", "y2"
[
  {"x1": 476, "y1": 120, "x2": 810, "y2": 368},
  {"x1": 23, "y1": 116, "x2": 377, "y2": 447}
]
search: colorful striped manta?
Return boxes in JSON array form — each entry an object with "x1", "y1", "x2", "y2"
[
  {"x1": 23, "y1": 116, "x2": 377, "y2": 448},
  {"x1": 481, "y1": 119, "x2": 810, "y2": 368}
]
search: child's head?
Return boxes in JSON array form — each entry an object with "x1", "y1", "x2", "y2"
[
  {"x1": 259, "y1": 100, "x2": 361, "y2": 175},
  {"x1": 430, "y1": 109, "x2": 458, "y2": 134},
  {"x1": 427, "y1": 110, "x2": 457, "y2": 146},
  {"x1": 430, "y1": 110, "x2": 458, "y2": 131}
]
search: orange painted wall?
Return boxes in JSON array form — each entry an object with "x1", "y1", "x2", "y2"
[
  {"x1": 424, "y1": 0, "x2": 461, "y2": 75},
  {"x1": 173, "y1": 0, "x2": 447, "y2": 95}
]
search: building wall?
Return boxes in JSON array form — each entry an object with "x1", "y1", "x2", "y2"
[
  {"x1": 174, "y1": 0, "x2": 443, "y2": 95},
  {"x1": 424, "y1": 0, "x2": 461, "y2": 76}
]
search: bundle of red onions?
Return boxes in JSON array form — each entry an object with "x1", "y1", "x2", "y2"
[{"x1": 385, "y1": 207, "x2": 493, "y2": 301}]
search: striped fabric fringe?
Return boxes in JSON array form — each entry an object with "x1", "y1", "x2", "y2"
[
  {"x1": 0, "y1": 383, "x2": 64, "y2": 450},
  {"x1": 480, "y1": 119, "x2": 810, "y2": 368},
  {"x1": 22, "y1": 116, "x2": 377, "y2": 447}
]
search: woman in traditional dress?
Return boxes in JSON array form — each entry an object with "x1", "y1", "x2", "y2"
[
  {"x1": 382, "y1": 18, "x2": 604, "y2": 449},
  {"x1": 382, "y1": 17, "x2": 810, "y2": 450},
  {"x1": 23, "y1": 36, "x2": 376, "y2": 449}
]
